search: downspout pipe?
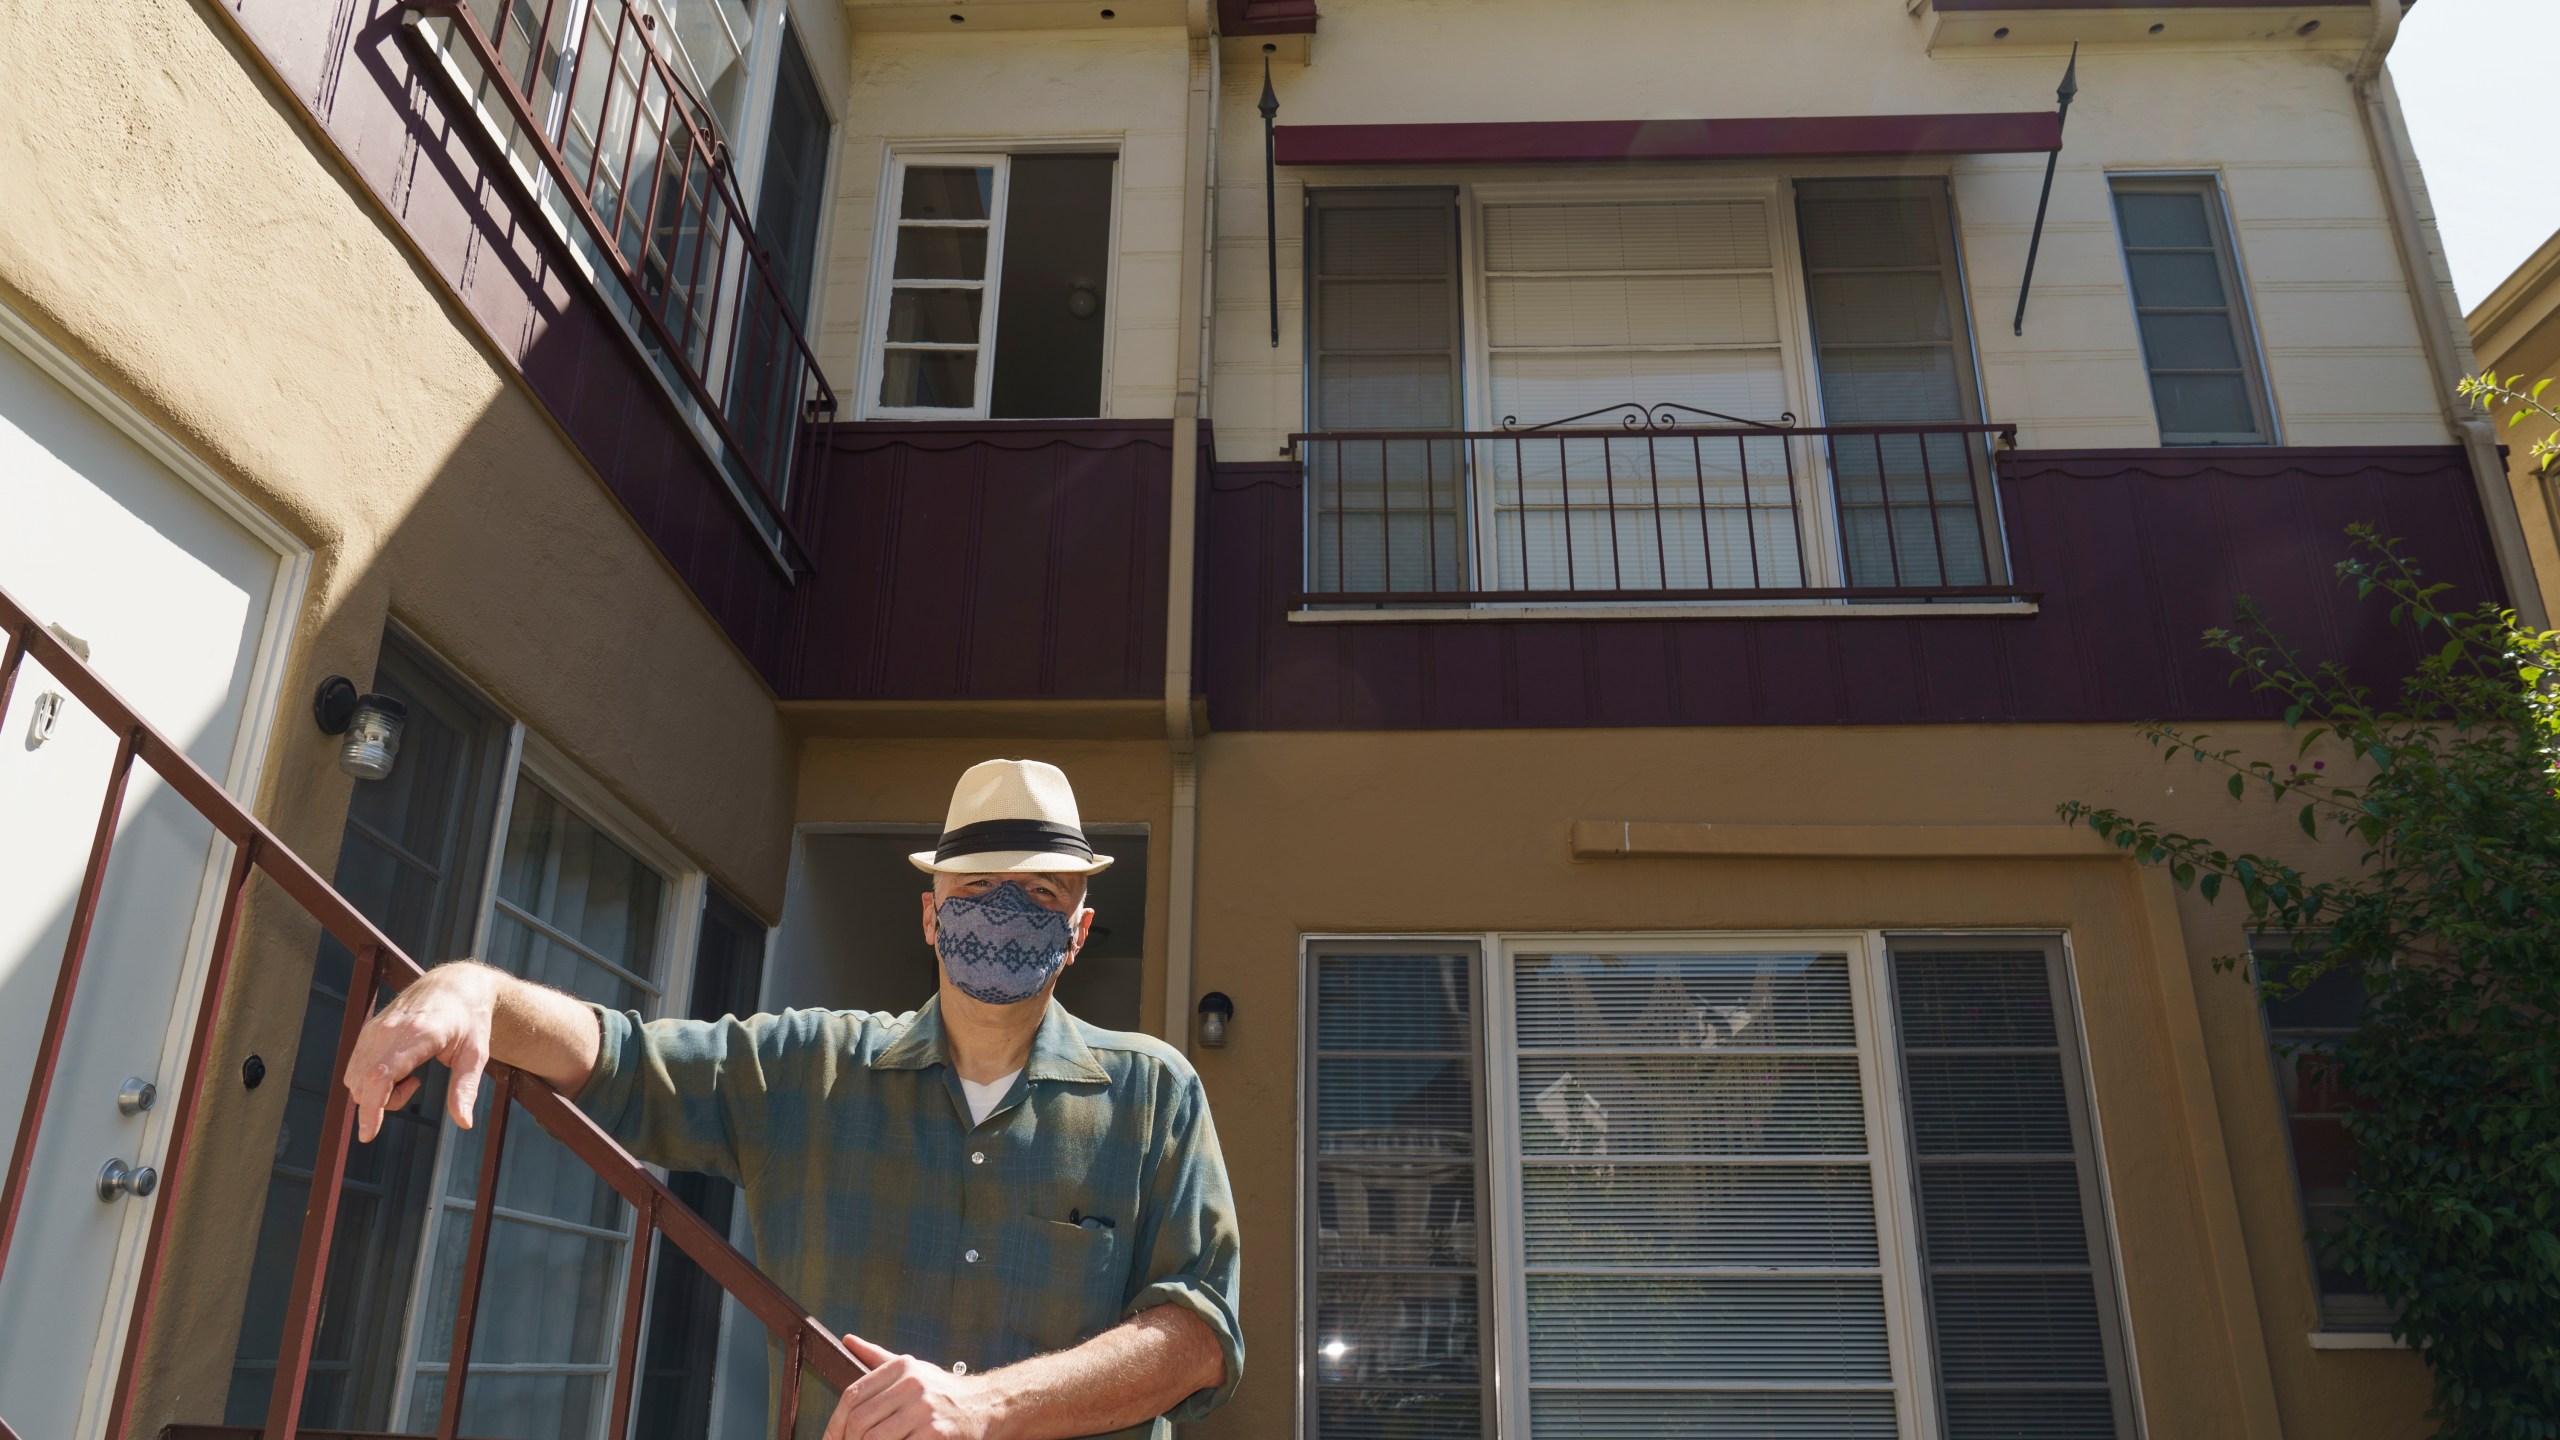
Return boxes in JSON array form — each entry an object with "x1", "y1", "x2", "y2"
[
  {"x1": 1162, "y1": 0, "x2": 1217, "y2": 1051},
  {"x1": 2351, "y1": 0, "x2": 2549, "y2": 626}
]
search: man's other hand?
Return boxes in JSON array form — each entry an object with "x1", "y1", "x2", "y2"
[
  {"x1": 826, "y1": 1334, "x2": 1002, "y2": 1440},
  {"x1": 343, "y1": 961, "x2": 502, "y2": 1141}
]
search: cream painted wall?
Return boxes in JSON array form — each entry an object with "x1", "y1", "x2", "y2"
[
  {"x1": 1206, "y1": 0, "x2": 2453, "y2": 459},
  {"x1": 813, "y1": 27, "x2": 1197, "y2": 417}
]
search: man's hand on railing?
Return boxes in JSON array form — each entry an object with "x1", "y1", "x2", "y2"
[
  {"x1": 343, "y1": 959, "x2": 602, "y2": 1141},
  {"x1": 823, "y1": 1308, "x2": 1225, "y2": 1440}
]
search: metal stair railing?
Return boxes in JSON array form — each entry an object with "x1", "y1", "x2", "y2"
[{"x1": 0, "y1": 582, "x2": 863, "y2": 1440}]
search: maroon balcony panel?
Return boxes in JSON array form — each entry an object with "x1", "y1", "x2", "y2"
[
  {"x1": 788, "y1": 422, "x2": 1179, "y2": 702},
  {"x1": 214, "y1": 2, "x2": 807, "y2": 683},
  {"x1": 1202, "y1": 446, "x2": 2504, "y2": 730}
]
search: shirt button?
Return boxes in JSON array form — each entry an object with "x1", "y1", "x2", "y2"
[
  {"x1": 971, "y1": 1151, "x2": 986, "y2": 1165},
  {"x1": 964, "y1": 1248, "x2": 980, "y2": 1263},
  {"x1": 952, "y1": 1361, "x2": 970, "y2": 1375}
]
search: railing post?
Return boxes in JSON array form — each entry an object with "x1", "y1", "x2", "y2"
[
  {"x1": 102, "y1": 837, "x2": 262, "y2": 1440},
  {"x1": 261, "y1": 943, "x2": 382, "y2": 1440},
  {"x1": 0, "y1": 726, "x2": 141, "y2": 1295},
  {"x1": 435, "y1": 1064, "x2": 517, "y2": 1440},
  {"x1": 606, "y1": 1191, "x2": 657, "y2": 1440},
  {"x1": 777, "y1": 1331, "x2": 806, "y2": 1440},
  {"x1": 0, "y1": 622, "x2": 30, "y2": 729}
]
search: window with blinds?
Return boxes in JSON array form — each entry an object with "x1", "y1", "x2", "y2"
[
  {"x1": 1794, "y1": 180, "x2": 1995, "y2": 588},
  {"x1": 1304, "y1": 934, "x2": 2141, "y2": 1440},
  {"x1": 2109, "y1": 176, "x2": 2274, "y2": 446},
  {"x1": 1888, "y1": 939, "x2": 2136, "y2": 1440},
  {"x1": 1478, "y1": 198, "x2": 1803, "y2": 592},
  {"x1": 1305, "y1": 189, "x2": 1467, "y2": 595},
  {"x1": 1306, "y1": 944, "x2": 1491, "y2": 1440}
]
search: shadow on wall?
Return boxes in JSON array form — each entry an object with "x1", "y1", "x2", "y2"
[{"x1": 770, "y1": 828, "x2": 1150, "y2": 1031}]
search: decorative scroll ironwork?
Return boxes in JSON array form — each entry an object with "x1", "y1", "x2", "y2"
[{"x1": 1500, "y1": 401, "x2": 1801, "y2": 434}]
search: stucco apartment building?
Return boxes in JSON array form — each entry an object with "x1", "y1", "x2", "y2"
[{"x1": 0, "y1": 1, "x2": 2531, "y2": 1439}]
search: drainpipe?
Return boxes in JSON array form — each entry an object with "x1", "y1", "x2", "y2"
[
  {"x1": 1162, "y1": 0, "x2": 1218, "y2": 1051},
  {"x1": 2350, "y1": 0, "x2": 2549, "y2": 625}
]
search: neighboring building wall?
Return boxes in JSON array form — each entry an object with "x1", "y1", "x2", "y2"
[
  {"x1": 1210, "y1": 0, "x2": 2452, "y2": 459},
  {"x1": 2467, "y1": 227, "x2": 2560, "y2": 624},
  {"x1": 813, "y1": 27, "x2": 1199, "y2": 419},
  {"x1": 0, "y1": 0, "x2": 803, "y2": 1428}
]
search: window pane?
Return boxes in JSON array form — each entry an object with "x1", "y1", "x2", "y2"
[
  {"x1": 1315, "y1": 1161, "x2": 1478, "y2": 1268},
  {"x1": 1513, "y1": 952, "x2": 1855, "y2": 1049},
  {"x1": 988, "y1": 152, "x2": 1117, "y2": 420},
  {"x1": 1526, "y1": 1275, "x2": 1891, "y2": 1382},
  {"x1": 1523, "y1": 1163, "x2": 1878, "y2": 1266},
  {"x1": 2151, "y1": 373, "x2": 2259, "y2": 438},
  {"x1": 892, "y1": 225, "x2": 989, "y2": 280},
  {"x1": 1316, "y1": 1272, "x2": 1482, "y2": 1385},
  {"x1": 1317, "y1": 952, "x2": 1473, "y2": 1050},
  {"x1": 901, "y1": 165, "x2": 993, "y2": 221},
  {"x1": 2126, "y1": 250, "x2": 2230, "y2": 309},
  {"x1": 887, "y1": 288, "x2": 984, "y2": 343},
  {"x1": 1317, "y1": 1057, "x2": 1478, "y2": 1151},
  {"x1": 2253, "y1": 941, "x2": 2389, "y2": 1328},
  {"x1": 497, "y1": 782, "x2": 664, "y2": 972},
  {"x1": 879, "y1": 348, "x2": 978, "y2": 408},
  {"x1": 2114, "y1": 190, "x2": 2214, "y2": 248},
  {"x1": 2135, "y1": 311, "x2": 2245, "y2": 371},
  {"x1": 1319, "y1": 1388, "x2": 1484, "y2": 1440},
  {"x1": 1531, "y1": 1392, "x2": 1896, "y2": 1440}
]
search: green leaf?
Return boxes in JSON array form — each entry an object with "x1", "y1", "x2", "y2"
[
  {"x1": 2200, "y1": 872, "x2": 2222, "y2": 901},
  {"x1": 2299, "y1": 803, "x2": 2318, "y2": 838},
  {"x1": 2229, "y1": 773, "x2": 2246, "y2": 800}
]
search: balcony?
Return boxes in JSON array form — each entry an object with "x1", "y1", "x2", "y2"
[
  {"x1": 1203, "y1": 440, "x2": 2509, "y2": 730},
  {"x1": 1288, "y1": 411, "x2": 2027, "y2": 612}
]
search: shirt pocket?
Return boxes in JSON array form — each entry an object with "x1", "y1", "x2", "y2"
[{"x1": 1019, "y1": 1215, "x2": 1124, "y2": 1339}]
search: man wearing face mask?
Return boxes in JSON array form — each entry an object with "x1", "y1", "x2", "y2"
[{"x1": 338, "y1": 759, "x2": 1242, "y2": 1440}]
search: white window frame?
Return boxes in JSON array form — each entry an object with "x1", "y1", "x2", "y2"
[
  {"x1": 2105, "y1": 170, "x2": 2282, "y2": 448},
  {"x1": 858, "y1": 141, "x2": 1127, "y2": 421},
  {"x1": 379, "y1": 717, "x2": 708, "y2": 1434},
  {"x1": 1299, "y1": 928, "x2": 2143, "y2": 1440},
  {"x1": 1457, "y1": 178, "x2": 1846, "y2": 590}
]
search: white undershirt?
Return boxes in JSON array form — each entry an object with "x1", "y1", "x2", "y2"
[{"x1": 961, "y1": 1068, "x2": 1023, "y2": 1127}]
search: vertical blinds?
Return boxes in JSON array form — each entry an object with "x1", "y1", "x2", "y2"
[
  {"x1": 1889, "y1": 945, "x2": 2135, "y2": 1440},
  {"x1": 1306, "y1": 190, "x2": 1466, "y2": 594},
  {"x1": 1309, "y1": 948, "x2": 1489, "y2": 1440},
  {"x1": 1478, "y1": 200, "x2": 1803, "y2": 593},
  {"x1": 1793, "y1": 179, "x2": 1991, "y2": 589},
  {"x1": 1510, "y1": 952, "x2": 1898, "y2": 1440}
]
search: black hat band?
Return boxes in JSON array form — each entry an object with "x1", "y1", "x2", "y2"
[{"x1": 935, "y1": 818, "x2": 1094, "y2": 862}]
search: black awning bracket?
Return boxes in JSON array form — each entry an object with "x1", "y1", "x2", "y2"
[
  {"x1": 2013, "y1": 41, "x2": 2080, "y2": 337},
  {"x1": 1260, "y1": 55, "x2": 1281, "y2": 348}
]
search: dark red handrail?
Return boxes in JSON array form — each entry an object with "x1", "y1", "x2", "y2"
[
  {"x1": 1287, "y1": 418, "x2": 2023, "y2": 605},
  {"x1": 395, "y1": 0, "x2": 838, "y2": 572},
  {"x1": 0, "y1": 584, "x2": 862, "y2": 1440}
]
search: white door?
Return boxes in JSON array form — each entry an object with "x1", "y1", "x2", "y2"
[{"x1": 0, "y1": 324, "x2": 301, "y2": 1440}]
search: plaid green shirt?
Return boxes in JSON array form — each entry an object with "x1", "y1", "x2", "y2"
[{"x1": 576, "y1": 996, "x2": 1244, "y2": 1440}]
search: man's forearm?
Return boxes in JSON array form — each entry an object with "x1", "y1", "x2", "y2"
[
  {"x1": 969, "y1": 1306, "x2": 1224, "y2": 1440},
  {"x1": 480, "y1": 965, "x2": 605, "y2": 1098}
]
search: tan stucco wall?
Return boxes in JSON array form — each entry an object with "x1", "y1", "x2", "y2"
[
  {"x1": 1208, "y1": 0, "x2": 2451, "y2": 460},
  {"x1": 783, "y1": 722, "x2": 2435, "y2": 1440},
  {"x1": 812, "y1": 26, "x2": 1198, "y2": 417},
  {"x1": 2468, "y1": 246, "x2": 2560, "y2": 626},
  {"x1": 0, "y1": 0, "x2": 803, "y2": 1427}
]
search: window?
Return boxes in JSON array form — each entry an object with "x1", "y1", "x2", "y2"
[
  {"x1": 2251, "y1": 939, "x2": 2392, "y2": 1331},
  {"x1": 2110, "y1": 177, "x2": 2275, "y2": 446},
  {"x1": 1796, "y1": 180, "x2": 1995, "y2": 587},
  {"x1": 1303, "y1": 934, "x2": 2139, "y2": 1440},
  {"x1": 868, "y1": 152, "x2": 1118, "y2": 418},
  {"x1": 227, "y1": 640, "x2": 730, "y2": 1440}
]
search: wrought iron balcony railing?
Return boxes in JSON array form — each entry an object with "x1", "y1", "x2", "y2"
[
  {"x1": 1288, "y1": 406, "x2": 2029, "y2": 606},
  {"x1": 396, "y1": 0, "x2": 838, "y2": 570},
  {"x1": 0, "y1": 585, "x2": 863, "y2": 1440}
]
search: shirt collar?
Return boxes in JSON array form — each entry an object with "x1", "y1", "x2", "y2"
[{"x1": 871, "y1": 994, "x2": 1112, "y2": 1085}]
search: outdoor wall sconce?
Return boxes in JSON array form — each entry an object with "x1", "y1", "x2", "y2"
[
  {"x1": 313, "y1": 676, "x2": 407, "y2": 782},
  {"x1": 1197, "y1": 991, "x2": 1235, "y2": 1048}
]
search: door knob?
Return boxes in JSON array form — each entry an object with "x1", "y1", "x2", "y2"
[
  {"x1": 118, "y1": 1077, "x2": 157, "y2": 1116},
  {"x1": 98, "y1": 1158, "x2": 158, "y2": 1201}
]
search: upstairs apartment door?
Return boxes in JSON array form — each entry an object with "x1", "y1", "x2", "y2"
[{"x1": 0, "y1": 313, "x2": 304, "y2": 1439}]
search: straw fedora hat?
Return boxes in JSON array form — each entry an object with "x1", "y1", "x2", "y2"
[{"x1": 909, "y1": 758, "x2": 1115, "y2": 875}]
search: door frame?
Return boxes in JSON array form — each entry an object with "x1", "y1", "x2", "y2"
[{"x1": 1, "y1": 297, "x2": 312, "y2": 1440}]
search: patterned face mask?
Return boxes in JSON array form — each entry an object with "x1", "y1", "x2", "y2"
[{"x1": 934, "y1": 880, "x2": 1077, "y2": 1005}]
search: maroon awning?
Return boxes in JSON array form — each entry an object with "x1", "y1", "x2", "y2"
[{"x1": 1271, "y1": 112, "x2": 2063, "y2": 166}]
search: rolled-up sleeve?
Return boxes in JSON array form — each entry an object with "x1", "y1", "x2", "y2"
[
  {"x1": 1123, "y1": 1067, "x2": 1244, "y2": 1420},
  {"x1": 575, "y1": 1005, "x2": 815, "y2": 1186}
]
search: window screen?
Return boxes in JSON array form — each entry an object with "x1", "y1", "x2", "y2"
[
  {"x1": 2110, "y1": 177, "x2": 2273, "y2": 445},
  {"x1": 2252, "y1": 940, "x2": 2393, "y2": 1331},
  {"x1": 1305, "y1": 944, "x2": 1489, "y2": 1440},
  {"x1": 1305, "y1": 189, "x2": 1466, "y2": 594},
  {"x1": 1509, "y1": 950, "x2": 1897, "y2": 1440},
  {"x1": 1889, "y1": 939, "x2": 2136, "y2": 1440},
  {"x1": 1795, "y1": 179, "x2": 1995, "y2": 588}
]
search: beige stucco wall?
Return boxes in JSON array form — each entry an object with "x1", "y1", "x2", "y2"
[
  {"x1": 812, "y1": 26, "x2": 1198, "y2": 418},
  {"x1": 779, "y1": 722, "x2": 2436, "y2": 1440},
  {"x1": 2468, "y1": 235, "x2": 2560, "y2": 626},
  {"x1": 1207, "y1": 0, "x2": 2452, "y2": 460},
  {"x1": 0, "y1": 0, "x2": 804, "y2": 1427}
]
